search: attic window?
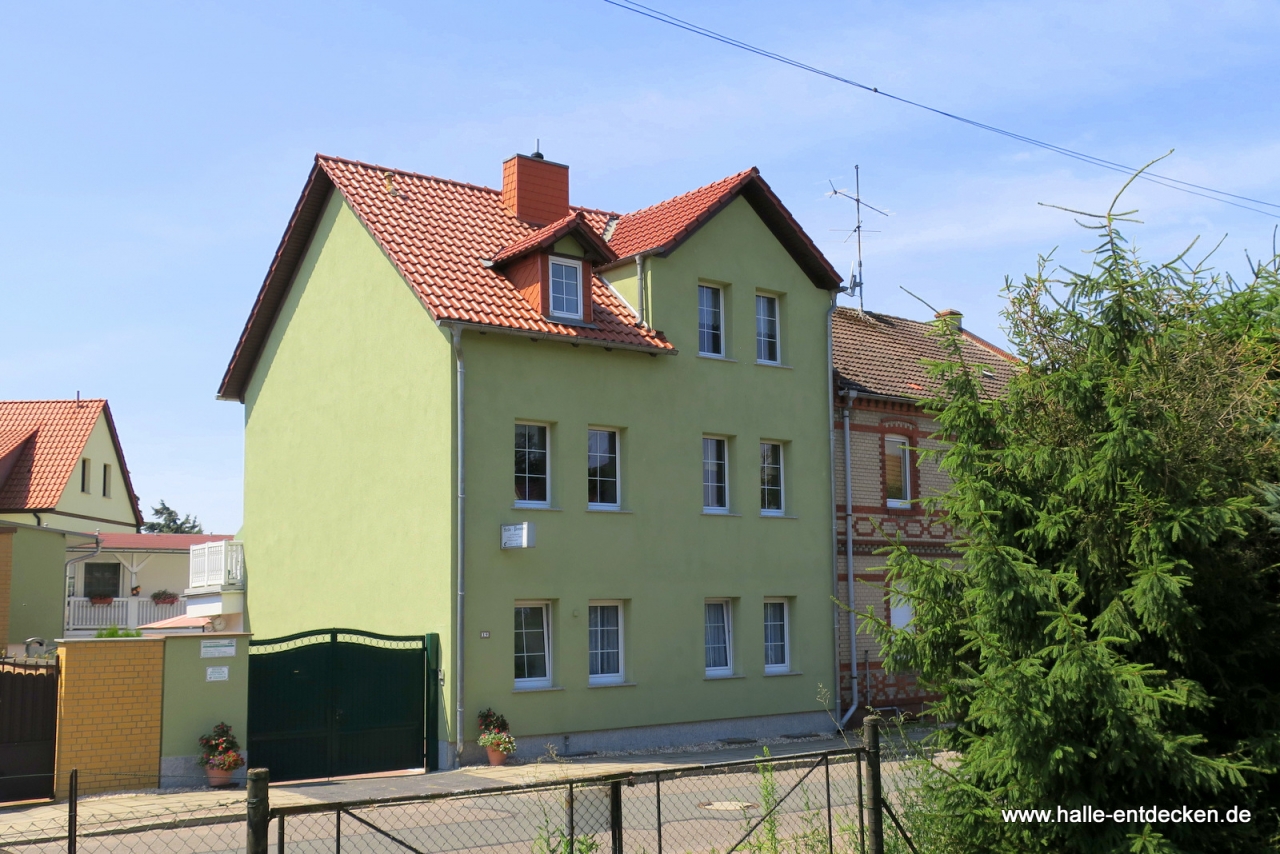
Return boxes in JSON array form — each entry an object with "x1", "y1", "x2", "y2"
[
  {"x1": 549, "y1": 259, "x2": 583, "y2": 319},
  {"x1": 80, "y1": 458, "x2": 91, "y2": 494}
]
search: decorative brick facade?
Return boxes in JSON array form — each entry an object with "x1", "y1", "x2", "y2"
[{"x1": 54, "y1": 638, "x2": 164, "y2": 797}]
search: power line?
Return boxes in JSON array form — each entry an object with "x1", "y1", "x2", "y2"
[{"x1": 602, "y1": 0, "x2": 1280, "y2": 220}]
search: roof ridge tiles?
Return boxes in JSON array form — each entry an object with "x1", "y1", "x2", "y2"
[{"x1": 616, "y1": 167, "x2": 757, "y2": 220}]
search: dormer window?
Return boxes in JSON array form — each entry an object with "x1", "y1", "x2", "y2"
[{"x1": 550, "y1": 259, "x2": 583, "y2": 319}]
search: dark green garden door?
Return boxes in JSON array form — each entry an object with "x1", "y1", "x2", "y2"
[{"x1": 248, "y1": 630, "x2": 438, "y2": 782}]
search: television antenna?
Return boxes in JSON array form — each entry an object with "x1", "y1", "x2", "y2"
[{"x1": 828, "y1": 166, "x2": 888, "y2": 311}]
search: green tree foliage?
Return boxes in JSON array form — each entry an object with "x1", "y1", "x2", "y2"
[
  {"x1": 141, "y1": 499, "x2": 203, "y2": 534},
  {"x1": 866, "y1": 188, "x2": 1280, "y2": 853}
]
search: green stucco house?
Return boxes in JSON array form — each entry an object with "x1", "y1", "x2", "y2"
[{"x1": 220, "y1": 152, "x2": 844, "y2": 766}]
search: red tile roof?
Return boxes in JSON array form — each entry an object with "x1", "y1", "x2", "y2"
[
  {"x1": 832, "y1": 308, "x2": 1018, "y2": 402},
  {"x1": 68, "y1": 532, "x2": 234, "y2": 552},
  {"x1": 490, "y1": 211, "x2": 617, "y2": 266},
  {"x1": 220, "y1": 156, "x2": 841, "y2": 401},
  {"x1": 0, "y1": 400, "x2": 143, "y2": 525}
]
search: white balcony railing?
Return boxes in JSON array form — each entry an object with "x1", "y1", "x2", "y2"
[
  {"x1": 66, "y1": 597, "x2": 184, "y2": 631},
  {"x1": 189, "y1": 541, "x2": 245, "y2": 590}
]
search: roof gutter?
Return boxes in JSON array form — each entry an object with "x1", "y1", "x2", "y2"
[{"x1": 438, "y1": 320, "x2": 676, "y2": 356}]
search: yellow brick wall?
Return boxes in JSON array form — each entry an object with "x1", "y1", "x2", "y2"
[
  {"x1": 54, "y1": 638, "x2": 165, "y2": 798},
  {"x1": 0, "y1": 531, "x2": 12, "y2": 648}
]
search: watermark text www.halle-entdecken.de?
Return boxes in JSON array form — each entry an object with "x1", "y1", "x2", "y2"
[{"x1": 1002, "y1": 806, "x2": 1252, "y2": 824}]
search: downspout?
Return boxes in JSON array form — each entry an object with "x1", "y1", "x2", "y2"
[
  {"x1": 452, "y1": 325, "x2": 467, "y2": 770},
  {"x1": 840, "y1": 392, "x2": 860, "y2": 727},
  {"x1": 634, "y1": 252, "x2": 652, "y2": 327},
  {"x1": 826, "y1": 292, "x2": 842, "y2": 726},
  {"x1": 63, "y1": 532, "x2": 102, "y2": 638}
]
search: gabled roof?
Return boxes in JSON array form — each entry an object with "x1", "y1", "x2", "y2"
[
  {"x1": 832, "y1": 309, "x2": 1018, "y2": 402},
  {"x1": 490, "y1": 211, "x2": 617, "y2": 266},
  {"x1": 219, "y1": 156, "x2": 841, "y2": 402},
  {"x1": 0, "y1": 400, "x2": 143, "y2": 525},
  {"x1": 68, "y1": 532, "x2": 234, "y2": 553},
  {"x1": 606, "y1": 167, "x2": 843, "y2": 291}
]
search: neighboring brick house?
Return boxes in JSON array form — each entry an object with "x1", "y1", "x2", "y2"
[{"x1": 830, "y1": 307, "x2": 1016, "y2": 721}]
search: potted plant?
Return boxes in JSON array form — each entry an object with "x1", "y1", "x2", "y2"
[
  {"x1": 151, "y1": 589, "x2": 180, "y2": 605},
  {"x1": 477, "y1": 707, "x2": 515, "y2": 765},
  {"x1": 478, "y1": 729, "x2": 517, "y2": 765},
  {"x1": 88, "y1": 595, "x2": 114, "y2": 605},
  {"x1": 199, "y1": 722, "x2": 246, "y2": 787}
]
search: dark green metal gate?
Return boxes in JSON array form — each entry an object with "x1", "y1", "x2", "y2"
[{"x1": 248, "y1": 630, "x2": 439, "y2": 782}]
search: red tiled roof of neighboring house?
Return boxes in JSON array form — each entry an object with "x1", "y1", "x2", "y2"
[
  {"x1": 832, "y1": 308, "x2": 1019, "y2": 402},
  {"x1": 0, "y1": 400, "x2": 143, "y2": 525},
  {"x1": 490, "y1": 211, "x2": 617, "y2": 265},
  {"x1": 68, "y1": 533, "x2": 234, "y2": 552},
  {"x1": 219, "y1": 155, "x2": 841, "y2": 401}
]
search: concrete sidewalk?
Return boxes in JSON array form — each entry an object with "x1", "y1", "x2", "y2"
[{"x1": 0, "y1": 735, "x2": 858, "y2": 843}]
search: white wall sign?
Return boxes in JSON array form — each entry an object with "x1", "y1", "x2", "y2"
[
  {"x1": 206, "y1": 666, "x2": 230, "y2": 682},
  {"x1": 200, "y1": 639, "x2": 237, "y2": 658},
  {"x1": 501, "y1": 522, "x2": 535, "y2": 549}
]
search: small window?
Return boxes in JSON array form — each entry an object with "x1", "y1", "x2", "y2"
[
  {"x1": 588, "y1": 602, "x2": 624, "y2": 685},
  {"x1": 764, "y1": 599, "x2": 790, "y2": 674},
  {"x1": 587, "y1": 429, "x2": 619, "y2": 509},
  {"x1": 698, "y1": 285, "x2": 724, "y2": 356},
  {"x1": 702, "y1": 437, "x2": 728, "y2": 512},
  {"x1": 885, "y1": 436, "x2": 911, "y2": 509},
  {"x1": 515, "y1": 423, "x2": 549, "y2": 506},
  {"x1": 102, "y1": 464, "x2": 112, "y2": 498},
  {"x1": 80, "y1": 458, "x2": 91, "y2": 494},
  {"x1": 83, "y1": 563, "x2": 120, "y2": 599},
  {"x1": 550, "y1": 259, "x2": 583, "y2": 319},
  {"x1": 705, "y1": 600, "x2": 733, "y2": 676},
  {"x1": 760, "y1": 442, "x2": 783, "y2": 515},
  {"x1": 756, "y1": 295, "x2": 779, "y2": 363},
  {"x1": 890, "y1": 585, "x2": 914, "y2": 631},
  {"x1": 514, "y1": 603, "x2": 552, "y2": 688}
]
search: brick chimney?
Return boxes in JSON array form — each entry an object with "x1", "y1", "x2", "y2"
[
  {"x1": 502, "y1": 153, "x2": 570, "y2": 226},
  {"x1": 934, "y1": 308, "x2": 963, "y2": 330}
]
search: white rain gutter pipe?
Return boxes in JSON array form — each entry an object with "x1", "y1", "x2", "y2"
[
  {"x1": 451, "y1": 324, "x2": 467, "y2": 770},
  {"x1": 826, "y1": 292, "x2": 843, "y2": 726},
  {"x1": 839, "y1": 390, "x2": 860, "y2": 728},
  {"x1": 634, "y1": 251, "x2": 655, "y2": 327}
]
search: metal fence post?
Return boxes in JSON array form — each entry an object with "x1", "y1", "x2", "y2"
[
  {"x1": 278, "y1": 814, "x2": 286, "y2": 854},
  {"x1": 863, "y1": 715, "x2": 884, "y2": 854},
  {"x1": 656, "y1": 772, "x2": 663, "y2": 854},
  {"x1": 68, "y1": 769, "x2": 78, "y2": 854},
  {"x1": 336, "y1": 809, "x2": 342, "y2": 854},
  {"x1": 856, "y1": 752, "x2": 865, "y2": 854},
  {"x1": 567, "y1": 782, "x2": 575, "y2": 854},
  {"x1": 246, "y1": 768, "x2": 269, "y2": 854},
  {"x1": 824, "y1": 755, "x2": 833, "y2": 854},
  {"x1": 610, "y1": 780, "x2": 623, "y2": 854}
]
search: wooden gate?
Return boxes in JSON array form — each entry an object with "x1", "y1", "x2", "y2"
[
  {"x1": 0, "y1": 659, "x2": 58, "y2": 802},
  {"x1": 248, "y1": 630, "x2": 438, "y2": 783}
]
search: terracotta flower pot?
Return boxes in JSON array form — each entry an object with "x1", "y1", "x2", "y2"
[
  {"x1": 486, "y1": 746, "x2": 509, "y2": 766},
  {"x1": 205, "y1": 766, "x2": 235, "y2": 788}
]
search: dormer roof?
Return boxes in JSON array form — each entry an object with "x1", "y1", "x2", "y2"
[{"x1": 490, "y1": 211, "x2": 618, "y2": 267}]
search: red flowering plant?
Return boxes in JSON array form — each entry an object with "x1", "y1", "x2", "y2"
[{"x1": 199, "y1": 722, "x2": 246, "y2": 771}]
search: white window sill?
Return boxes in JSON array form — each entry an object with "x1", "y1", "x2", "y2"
[
  {"x1": 756, "y1": 361, "x2": 791, "y2": 369},
  {"x1": 588, "y1": 681, "x2": 635, "y2": 689},
  {"x1": 513, "y1": 684, "x2": 562, "y2": 693},
  {"x1": 704, "y1": 673, "x2": 745, "y2": 681},
  {"x1": 586, "y1": 505, "x2": 631, "y2": 513},
  {"x1": 764, "y1": 669, "x2": 801, "y2": 677},
  {"x1": 696, "y1": 353, "x2": 736, "y2": 362},
  {"x1": 549, "y1": 311, "x2": 584, "y2": 322},
  {"x1": 885, "y1": 500, "x2": 912, "y2": 510},
  {"x1": 760, "y1": 512, "x2": 796, "y2": 519},
  {"x1": 513, "y1": 503, "x2": 560, "y2": 511},
  {"x1": 702, "y1": 509, "x2": 741, "y2": 517}
]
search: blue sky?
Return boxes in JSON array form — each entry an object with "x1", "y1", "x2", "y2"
[{"x1": 3, "y1": 0, "x2": 1278, "y2": 533}]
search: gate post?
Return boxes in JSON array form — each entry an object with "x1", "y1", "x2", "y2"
[
  {"x1": 246, "y1": 768, "x2": 269, "y2": 854},
  {"x1": 610, "y1": 780, "x2": 623, "y2": 854},
  {"x1": 863, "y1": 715, "x2": 884, "y2": 854}
]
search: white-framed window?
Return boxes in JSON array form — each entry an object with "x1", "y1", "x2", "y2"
[
  {"x1": 80, "y1": 458, "x2": 91, "y2": 494},
  {"x1": 83, "y1": 562, "x2": 120, "y2": 599},
  {"x1": 550, "y1": 258, "x2": 583, "y2": 319},
  {"x1": 515, "y1": 423, "x2": 550, "y2": 507},
  {"x1": 698, "y1": 284, "x2": 724, "y2": 356},
  {"x1": 756, "y1": 294, "x2": 779, "y2": 363},
  {"x1": 703, "y1": 437, "x2": 728, "y2": 512},
  {"x1": 890, "y1": 584, "x2": 914, "y2": 631},
  {"x1": 587, "y1": 428, "x2": 620, "y2": 509},
  {"x1": 704, "y1": 599, "x2": 733, "y2": 676},
  {"x1": 760, "y1": 442, "x2": 783, "y2": 515},
  {"x1": 588, "y1": 601, "x2": 624, "y2": 685},
  {"x1": 102, "y1": 464, "x2": 112, "y2": 498},
  {"x1": 764, "y1": 599, "x2": 790, "y2": 674},
  {"x1": 885, "y1": 436, "x2": 911, "y2": 509},
  {"x1": 514, "y1": 602, "x2": 552, "y2": 688}
]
